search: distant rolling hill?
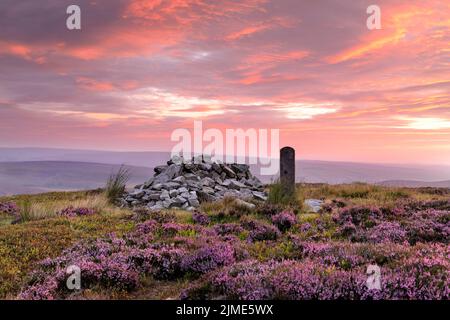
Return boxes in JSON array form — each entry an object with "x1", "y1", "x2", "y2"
[
  {"x1": 0, "y1": 148, "x2": 449, "y2": 195},
  {"x1": 378, "y1": 180, "x2": 450, "y2": 188},
  {"x1": 292, "y1": 160, "x2": 450, "y2": 184},
  {"x1": 0, "y1": 147, "x2": 168, "y2": 168},
  {"x1": 0, "y1": 161, "x2": 152, "y2": 196}
]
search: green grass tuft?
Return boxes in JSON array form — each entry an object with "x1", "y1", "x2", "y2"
[
  {"x1": 105, "y1": 165, "x2": 130, "y2": 204},
  {"x1": 268, "y1": 181, "x2": 301, "y2": 207}
]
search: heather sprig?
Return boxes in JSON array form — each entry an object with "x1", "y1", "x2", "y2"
[
  {"x1": 0, "y1": 201, "x2": 19, "y2": 216},
  {"x1": 192, "y1": 211, "x2": 210, "y2": 225},
  {"x1": 57, "y1": 206, "x2": 96, "y2": 217},
  {"x1": 271, "y1": 210, "x2": 297, "y2": 232}
]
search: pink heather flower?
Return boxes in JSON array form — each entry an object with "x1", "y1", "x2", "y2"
[
  {"x1": 192, "y1": 211, "x2": 210, "y2": 225},
  {"x1": 271, "y1": 210, "x2": 297, "y2": 232},
  {"x1": 57, "y1": 206, "x2": 95, "y2": 217},
  {"x1": 0, "y1": 201, "x2": 19, "y2": 216}
]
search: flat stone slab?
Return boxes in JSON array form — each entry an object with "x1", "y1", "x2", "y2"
[{"x1": 304, "y1": 199, "x2": 324, "y2": 213}]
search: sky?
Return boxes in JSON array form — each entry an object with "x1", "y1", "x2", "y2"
[{"x1": 0, "y1": 0, "x2": 449, "y2": 165}]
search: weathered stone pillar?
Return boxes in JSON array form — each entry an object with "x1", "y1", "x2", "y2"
[{"x1": 280, "y1": 146, "x2": 295, "y2": 196}]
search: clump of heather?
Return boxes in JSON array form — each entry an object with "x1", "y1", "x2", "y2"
[
  {"x1": 270, "y1": 261, "x2": 369, "y2": 300},
  {"x1": 19, "y1": 278, "x2": 59, "y2": 300},
  {"x1": 299, "y1": 222, "x2": 312, "y2": 232},
  {"x1": 250, "y1": 225, "x2": 281, "y2": 242},
  {"x1": 404, "y1": 199, "x2": 450, "y2": 212},
  {"x1": 0, "y1": 201, "x2": 19, "y2": 216},
  {"x1": 393, "y1": 244, "x2": 450, "y2": 299},
  {"x1": 271, "y1": 210, "x2": 297, "y2": 232},
  {"x1": 132, "y1": 207, "x2": 174, "y2": 223},
  {"x1": 417, "y1": 187, "x2": 449, "y2": 196},
  {"x1": 128, "y1": 245, "x2": 186, "y2": 280},
  {"x1": 332, "y1": 203, "x2": 449, "y2": 245},
  {"x1": 321, "y1": 199, "x2": 348, "y2": 213},
  {"x1": 191, "y1": 259, "x2": 369, "y2": 300},
  {"x1": 181, "y1": 242, "x2": 236, "y2": 275},
  {"x1": 17, "y1": 187, "x2": 450, "y2": 301},
  {"x1": 210, "y1": 259, "x2": 277, "y2": 300},
  {"x1": 334, "y1": 205, "x2": 382, "y2": 228},
  {"x1": 213, "y1": 223, "x2": 244, "y2": 236},
  {"x1": 161, "y1": 222, "x2": 191, "y2": 236},
  {"x1": 19, "y1": 217, "x2": 249, "y2": 299},
  {"x1": 256, "y1": 203, "x2": 285, "y2": 216},
  {"x1": 183, "y1": 244, "x2": 449, "y2": 300},
  {"x1": 404, "y1": 210, "x2": 449, "y2": 244},
  {"x1": 19, "y1": 236, "x2": 140, "y2": 299},
  {"x1": 365, "y1": 222, "x2": 407, "y2": 244},
  {"x1": 19, "y1": 222, "x2": 175, "y2": 299},
  {"x1": 192, "y1": 211, "x2": 210, "y2": 225},
  {"x1": 134, "y1": 219, "x2": 158, "y2": 234},
  {"x1": 241, "y1": 219, "x2": 281, "y2": 242},
  {"x1": 292, "y1": 241, "x2": 366, "y2": 270},
  {"x1": 380, "y1": 206, "x2": 406, "y2": 218},
  {"x1": 338, "y1": 221, "x2": 358, "y2": 239},
  {"x1": 57, "y1": 206, "x2": 96, "y2": 217},
  {"x1": 192, "y1": 225, "x2": 217, "y2": 237},
  {"x1": 126, "y1": 219, "x2": 159, "y2": 246},
  {"x1": 19, "y1": 230, "x2": 190, "y2": 299},
  {"x1": 143, "y1": 209, "x2": 176, "y2": 223}
]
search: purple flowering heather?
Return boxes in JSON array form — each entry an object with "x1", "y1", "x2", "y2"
[
  {"x1": 192, "y1": 211, "x2": 210, "y2": 225},
  {"x1": 184, "y1": 244, "x2": 449, "y2": 300},
  {"x1": 18, "y1": 193, "x2": 450, "y2": 301},
  {"x1": 299, "y1": 222, "x2": 312, "y2": 232},
  {"x1": 161, "y1": 222, "x2": 191, "y2": 236},
  {"x1": 207, "y1": 259, "x2": 370, "y2": 300},
  {"x1": 404, "y1": 209, "x2": 449, "y2": 244},
  {"x1": 271, "y1": 210, "x2": 297, "y2": 232},
  {"x1": 181, "y1": 242, "x2": 236, "y2": 275},
  {"x1": 293, "y1": 241, "x2": 366, "y2": 270},
  {"x1": 0, "y1": 201, "x2": 19, "y2": 216},
  {"x1": 125, "y1": 220, "x2": 157, "y2": 247},
  {"x1": 334, "y1": 205, "x2": 382, "y2": 228},
  {"x1": 192, "y1": 225, "x2": 218, "y2": 237},
  {"x1": 241, "y1": 219, "x2": 280, "y2": 242},
  {"x1": 241, "y1": 218, "x2": 281, "y2": 240},
  {"x1": 321, "y1": 199, "x2": 348, "y2": 214},
  {"x1": 57, "y1": 206, "x2": 96, "y2": 217},
  {"x1": 366, "y1": 222, "x2": 407, "y2": 244},
  {"x1": 404, "y1": 199, "x2": 450, "y2": 212},
  {"x1": 213, "y1": 223, "x2": 244, "y2": 236},
  {"x1": 19, "y1": 278, "x2": 59, "y2": 300},
  {"x1": 271, "y1": 261, "x2": 369, "y2": 300},
  {"x1": 18, "y1": 218, "x2": 249, "y2": 299},
  {"x1": 211, "y1": 259, "x2": 276, "y2": 300},
  {"x1": 134, "y1": 219, "x2": 158, "y2": 234},
  {"x1": 256, "y1": 203, "x2": 284, "y2": 216},
  {"x1": 333, "y1": 202, "x2": 449, "y2": 245},
  {"x1": 19, "y1": 235, "x2": 141, "y2": 299},
  {"x1": 128, "y1": 245, "x2": 187, "y2": 279},
  {"x1": 380, "y1": 206, "x2": 407, "y2": 217},
  {"x1": 248, "y1": 225, "x2": 280, "y2": 242},
  {"x1": 338, "y1": 221, "x2": 357, "y2": 238}
]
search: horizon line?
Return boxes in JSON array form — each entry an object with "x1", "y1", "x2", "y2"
[{"x1": 1, "y1": 145, "x2": 449, "y2": 168}]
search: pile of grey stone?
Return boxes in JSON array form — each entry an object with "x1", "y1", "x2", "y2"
[{"x1": 122, "y1": 155, "x2": 267, "y2": 211}]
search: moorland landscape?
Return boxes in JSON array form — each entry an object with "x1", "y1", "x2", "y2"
[
  {"x1": 0, "y1": 0, "x2": 449, "y2": 303},
  {"x1": 0, "y1": 157, "x2": 448, "y2": 300}
]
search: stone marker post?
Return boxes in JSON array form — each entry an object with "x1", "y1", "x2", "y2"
[{"x1": 280, "y1": 146, "x2": 295, "y2": 196}]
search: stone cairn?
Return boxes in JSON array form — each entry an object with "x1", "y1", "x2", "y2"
[{"x1": 122, "y1": 155, "x2": 267, "y2": 211}]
